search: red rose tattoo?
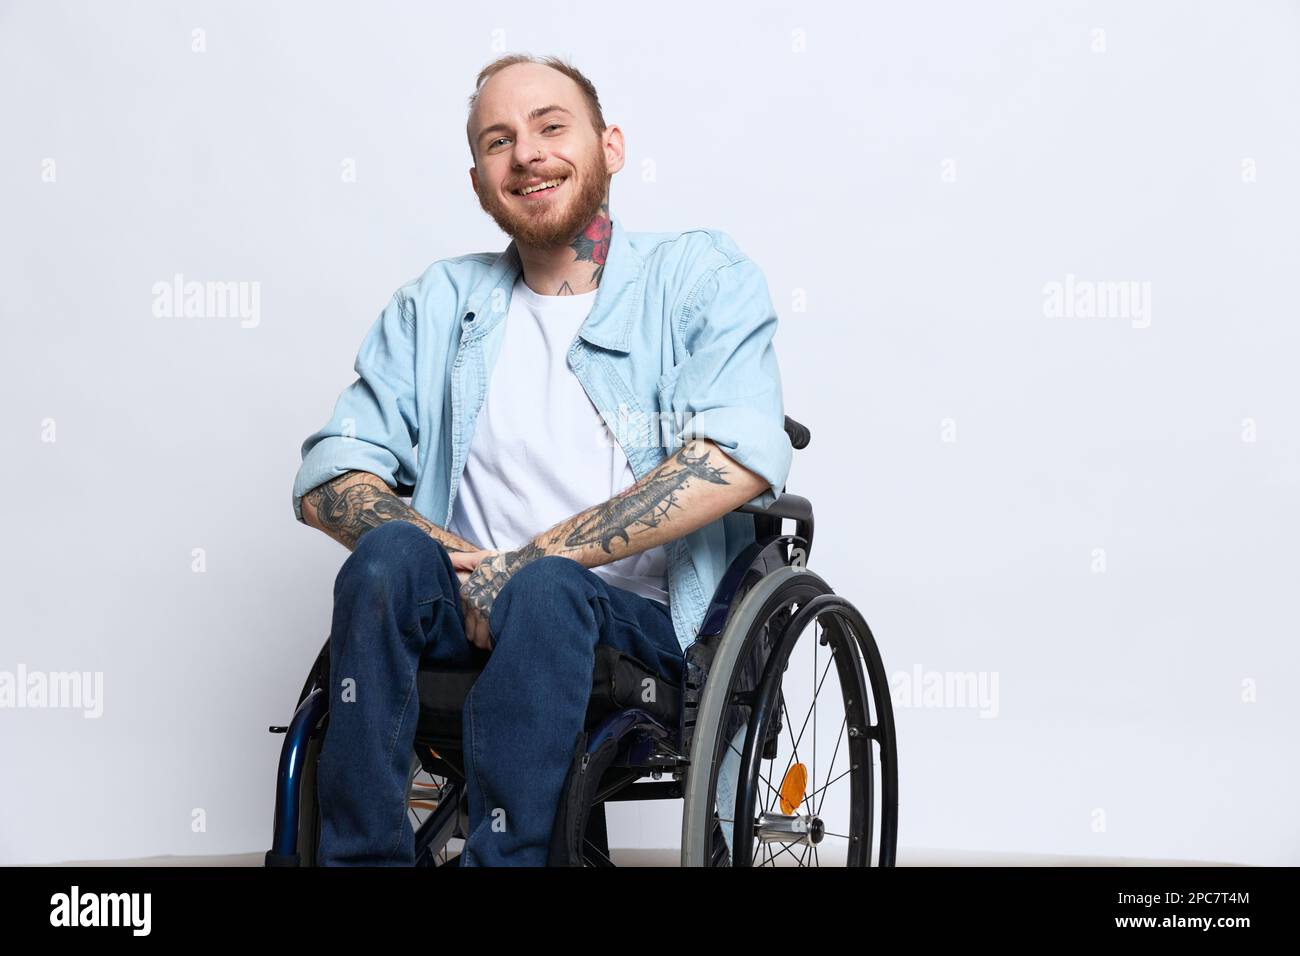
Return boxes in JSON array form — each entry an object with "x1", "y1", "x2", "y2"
[{"x1": 571, "y1": 206, "x2": 612, "y2": 284}]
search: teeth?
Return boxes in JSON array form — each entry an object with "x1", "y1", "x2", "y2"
[{"x1": 519, "y1": 178, "x2": 563, "y2": 195}]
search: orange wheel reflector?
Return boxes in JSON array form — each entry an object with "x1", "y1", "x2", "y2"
[
  {"x1": 428, "y1": 747, "x2": 440, "y2": 759},
  {"x1": 779, "y1": 763, "x2": 807, "y2": 814}
]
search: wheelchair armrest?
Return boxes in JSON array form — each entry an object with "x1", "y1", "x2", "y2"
[
  {"x1": 733, "y1": 491, "x2": 814, "y2": 563},
  {"x1": 735, "y1": 491, "x2": 812, "y2": 524}
]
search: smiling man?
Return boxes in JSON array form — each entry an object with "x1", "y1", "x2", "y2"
[{"x1": 292, "y1": 54, "x2": 792, "y2": 866}]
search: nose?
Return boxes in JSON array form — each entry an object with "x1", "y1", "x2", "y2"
[{"x1": 511, "y1": 132, "x2": 546, "y2": 167}]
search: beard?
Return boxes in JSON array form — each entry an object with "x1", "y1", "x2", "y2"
[{"x1": 474, "y1": 143, "x2": 610, "y2": 249}]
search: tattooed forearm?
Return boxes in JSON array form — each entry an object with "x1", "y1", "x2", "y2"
[
  {"x1": 525, "y1": 439, "x2": 765, "y2": 569},
  {"x1": 563, "y1": 443, "x2": 729, "y2": 552},
  {"x1": 302, "y1": 471, "x2": 480, "y2": 553}
]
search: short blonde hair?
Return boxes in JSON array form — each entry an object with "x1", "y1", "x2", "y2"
[{"x1": 467, "y1": 54, "x2": 606, "y2": 160}]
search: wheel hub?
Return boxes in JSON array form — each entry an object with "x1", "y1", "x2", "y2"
[{"x1": 754, "y1": 810, "x2": 826, "y2": 846}]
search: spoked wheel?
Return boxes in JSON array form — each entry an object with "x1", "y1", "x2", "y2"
[
  {"x1": 408, "y1": 749, "x2": 466, "y2": 867},
  {"x1": 681, "y1": 567, "x2": 898, "y2": 867}
]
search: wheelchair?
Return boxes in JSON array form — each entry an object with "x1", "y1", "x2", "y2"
[{"x1": 266, "y1": 416, "x2": 898, "y2": 867}]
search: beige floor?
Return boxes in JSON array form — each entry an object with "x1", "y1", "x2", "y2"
[{"x1": 41, "y1": 847, "x2": 1244, "y2": 867}]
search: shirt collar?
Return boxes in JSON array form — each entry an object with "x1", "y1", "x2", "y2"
[{"x1": 463, "y1": 213, "x2": 642, "y2": 354}]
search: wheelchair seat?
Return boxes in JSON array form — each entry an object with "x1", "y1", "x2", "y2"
[{"x1": 413, "y1": 645, "x2": 682, "y2": 755}]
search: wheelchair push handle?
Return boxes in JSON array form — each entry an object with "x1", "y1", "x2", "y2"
[{"x1": 783, "y1": 415, "x2": 810, "y2": 450}]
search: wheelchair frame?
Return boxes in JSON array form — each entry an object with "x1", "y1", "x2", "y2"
[{"x1": 266, "y1": 416, "x2": 899, "y2": 867}]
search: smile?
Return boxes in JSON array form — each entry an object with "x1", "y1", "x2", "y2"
[{"x1": 512, "y1": 177, "x2": 567, "y2": 200}]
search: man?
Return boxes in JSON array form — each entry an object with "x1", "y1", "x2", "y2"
[{"x1": 292, "y1": 54, "x2": 792, "y2": 866}]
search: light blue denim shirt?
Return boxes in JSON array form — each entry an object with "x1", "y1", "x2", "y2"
[{"x1": 292, "y1": 214, "x2": 791, "y2": 654}]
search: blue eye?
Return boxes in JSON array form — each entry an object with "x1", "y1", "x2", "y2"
[{"x1": 487, "y1": 124, "x2": 561, "y2": 150}]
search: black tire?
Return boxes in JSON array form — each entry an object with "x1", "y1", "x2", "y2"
[
  {"x1": 295, "y1": 714, "x2": 325, "y2": 867},
  {"x1": 682, "y1": 567, "x2": 898, "y2": 866}
]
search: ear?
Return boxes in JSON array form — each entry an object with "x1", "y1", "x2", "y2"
[{"x1": 602, "y1": 125, "x2": 626, "y2": 177}]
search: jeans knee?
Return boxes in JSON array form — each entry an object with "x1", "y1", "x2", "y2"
[
  {"x1": 498, "y1": 555, "x2": 587, "y2": 604},
  {"x1": 335, "y1": 521, "x2": 451, "y2": 601},
  {"x1": 491, "y1": 557, "x2": 598, "y2": 646}
]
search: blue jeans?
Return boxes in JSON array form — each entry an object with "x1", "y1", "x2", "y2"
[{"x1": 315, "y1": 519, "x2": 684, "y2": 866}]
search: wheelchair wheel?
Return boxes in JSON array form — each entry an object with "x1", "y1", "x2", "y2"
[
  {"x1": 681, "y1": 566, "x2": 898, "y2": 867},
  {"x1": 407, "y1": 749, "x2": 467, "y2": 867}
]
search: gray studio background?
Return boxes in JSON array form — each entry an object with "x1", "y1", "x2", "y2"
[{"x1": 1, "y1": 0, "x2": 1296, "y2": 866}]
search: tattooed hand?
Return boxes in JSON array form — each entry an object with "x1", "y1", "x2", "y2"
[
  {"x1": 449, "y1": 548, "x2": 494, "y2": 589},
  {"x1": 458, "y1": 541, "x2": 546, "y2": 651}
]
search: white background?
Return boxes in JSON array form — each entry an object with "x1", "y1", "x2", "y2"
[{"x1": 1, "y1": 0, "x2": 1296, "y2": 865}]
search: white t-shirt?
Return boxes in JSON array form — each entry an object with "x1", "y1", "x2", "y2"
[{"x1": 447, "y1": 276, "x2": 670, "y2": 606}]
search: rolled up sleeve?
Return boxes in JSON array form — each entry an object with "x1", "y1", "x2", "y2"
[
  {"x1": 291, "y1": 291, "x2": 419, "y2": 523},
  {"x1": 665, "y1": 255, "x2": 792, "y2": 510}
]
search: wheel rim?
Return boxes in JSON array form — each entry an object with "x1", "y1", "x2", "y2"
[
  {"x1": 682, "y1": 567, "x2": 896, "y2": 867},
  {"x1": 728, "y1": 594, "x2": 874, "y2": 866}
]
